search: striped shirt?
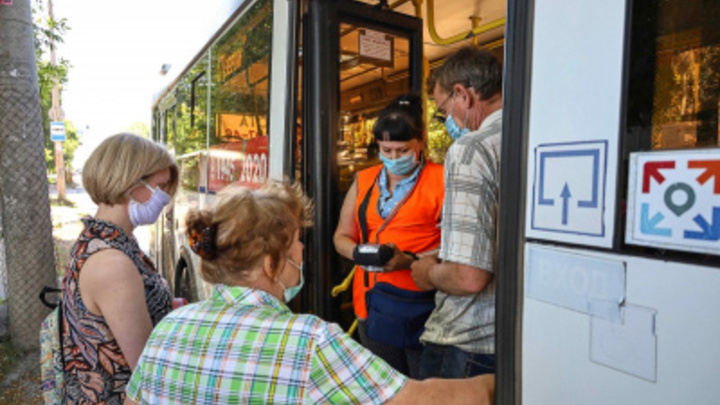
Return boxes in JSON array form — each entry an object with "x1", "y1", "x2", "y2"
[
  {"x1": 126, "y1": 284, "x2": 407, "y2": 404},
  {"x1": 421, "y1": 109, "x2": 502, "y2": 354}
]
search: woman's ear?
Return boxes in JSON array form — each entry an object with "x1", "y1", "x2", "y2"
[{"x1": 262, "y1": 255, "x2": 277, "y2": 281}]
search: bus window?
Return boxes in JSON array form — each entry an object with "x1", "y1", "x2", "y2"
[
  {"x1": 209, "y1": 0, "x2": 272, "y2": 192},
  {"x1": 165, "y1": 105, "x2": 176, "y2": 153},
  {"x1": 628, "y1": 0, "x2": 720, "y2": 150},
  {"x1": 425, "y1": 42, "x2": 504, "y2": 164},
  {"x1": 425, "y1": 96, "x2": 453, "y2": 164}
]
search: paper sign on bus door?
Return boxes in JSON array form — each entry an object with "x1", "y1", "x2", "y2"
[{"x1": 626, "y1": 149, "x2": 720, "y2": 255}]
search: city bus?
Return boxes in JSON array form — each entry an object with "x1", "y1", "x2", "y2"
[{"x1": 150, "y1": 0, "x2": 720, "y2": 403}]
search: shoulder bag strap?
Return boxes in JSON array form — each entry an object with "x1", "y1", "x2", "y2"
[{"x1": 357, "y1": 174, "x2": 380, "y2": 288}]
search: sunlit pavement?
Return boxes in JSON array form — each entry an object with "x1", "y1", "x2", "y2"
[{"x1": 49, "y1": 184, "x2": 152, "y2": 254}]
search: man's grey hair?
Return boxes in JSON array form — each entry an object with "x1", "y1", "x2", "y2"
[{"x1": 435, "y1": 46, "x2": 502, "y2": 101}]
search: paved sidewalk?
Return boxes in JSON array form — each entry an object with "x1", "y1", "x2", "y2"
[{"x1": 49, "y1": 185, "x2": 151, "y2": 254}]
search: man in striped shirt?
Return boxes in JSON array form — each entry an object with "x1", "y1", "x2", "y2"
[{"x1": 411, "y1": 47, "x2": 503, "y2": 379}]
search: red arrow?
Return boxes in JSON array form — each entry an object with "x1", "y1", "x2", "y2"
[
  {"x1": 642, "y1": 161, "x2": 675, "y2": 193},
  {"x1": 689, "y1": 160, "x2": 720, "y2": 193}
]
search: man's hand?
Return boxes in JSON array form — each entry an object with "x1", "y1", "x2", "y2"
[{"x1": 411, "y1": 256, "x2": 440, "y2": 290}]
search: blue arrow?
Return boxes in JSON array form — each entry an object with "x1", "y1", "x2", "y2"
[
  {"x1": 684, "y1": 207, "x2": 720, "y2": 241},
  {"x1": 560, "y1": 183, "x2": 571, "y2": 225},
  {"x1": 640, "y1": 203, "x2": 671, "y2": 236},
  {"x1": 537, "y1": 147, "x2": 602, "y2": 208}
]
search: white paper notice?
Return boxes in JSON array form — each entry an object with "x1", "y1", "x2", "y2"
[{"x1": 359, "y1": 29, "x2": 392, "y2": 62}]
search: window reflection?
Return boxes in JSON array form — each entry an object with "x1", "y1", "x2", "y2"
[
  {"x1": 209, "y1": 0, "x2": 272, "y2": 192},
  {"x1": 646, "y1": 0, "x2": 720, "y2": 149}
]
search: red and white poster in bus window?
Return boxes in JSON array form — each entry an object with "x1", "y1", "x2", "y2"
[{"x1": 208, "y1": 135, "x2": 268, "y2": 193}]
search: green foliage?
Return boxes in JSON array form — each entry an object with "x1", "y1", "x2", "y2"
[
  {"x1": 425, "y1": 99, "x2": 453, "y2": 164},
  {"x1": 126, "y1": 121, "x2": 151, "y2": 138},
  {"x1": 32, "y1": 0, "x2": 80, "y2": 172}
]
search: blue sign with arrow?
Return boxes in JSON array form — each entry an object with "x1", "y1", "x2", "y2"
[{"x1": 532, "y1": 141, "x2": 608, "y2": 237}]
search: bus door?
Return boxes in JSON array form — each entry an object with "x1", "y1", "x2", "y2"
[
  {"x1": 154, "y1": 99, "x2": 178, "y2": 288},
  {"x1": 301, "y1": 0, "x2": 423, "y2": 322}
]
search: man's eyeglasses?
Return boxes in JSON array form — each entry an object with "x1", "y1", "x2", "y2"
[{"x1": 432, "y1": 92, "x2": 454, "y2": 124}]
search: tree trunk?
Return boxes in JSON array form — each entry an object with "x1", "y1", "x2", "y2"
[{"x1": 0, "y1": 0, "x2": 58, "y2": 352}]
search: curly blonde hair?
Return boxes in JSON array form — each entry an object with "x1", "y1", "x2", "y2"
[{"x1": 185, "y1": 181, "x2": 313, "y2": 285}]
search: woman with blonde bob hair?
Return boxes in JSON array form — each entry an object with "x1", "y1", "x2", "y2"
[
  {"x1": 125, "y1": 181, "x2": 493, "y2": 405},
  {"x1": 61, "y1": 133, "x2": 179, "y2": 404}
]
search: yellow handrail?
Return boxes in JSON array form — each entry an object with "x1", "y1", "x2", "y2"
[
  {"x1": 426, "y1": 0, "x2": 506, "y2": 46},
  {"x1": 348, "y1": 319, "x2": 358, "y2": 336},
  {"x1": 331, "y1": 266, "x2": 356, "y2": 297}
]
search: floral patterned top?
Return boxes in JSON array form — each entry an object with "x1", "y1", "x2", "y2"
[{"x1": 61, "y1": 217, "x2": 172, "y2": 405}]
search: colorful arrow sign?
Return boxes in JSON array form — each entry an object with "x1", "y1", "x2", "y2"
[
  {"x1": 688, "y1": 160, "x2": 720, "y2": 194},
  {"x1": 642, "y1": 161, "x2": 675, "y2": 193}
]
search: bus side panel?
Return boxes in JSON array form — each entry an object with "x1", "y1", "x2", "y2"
[
  {"x1": 523, "y1": 0, "x2": 624, "y2": 248},
  {"x1": 522, "y1": 0, "x2": 720, "y2": 403},
  {"x1": 523, "y1": 244, "x2": 720, "y2": 404}
]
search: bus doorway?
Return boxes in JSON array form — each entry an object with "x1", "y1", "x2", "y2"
[{"x1": 300, "y1": 0, "x2": 423, "y2": 323}]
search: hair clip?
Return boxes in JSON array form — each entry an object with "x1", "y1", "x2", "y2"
[
  {"x1": 189, "y1": 224, "x2": 218, "y2": 260},
  {"x1": 398, "y1": 100, "x2": 410, "y2": 105}
]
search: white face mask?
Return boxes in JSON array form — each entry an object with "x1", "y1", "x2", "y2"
[{"x1": 128, "y1": 182, "x2": 171, "y2": 227}]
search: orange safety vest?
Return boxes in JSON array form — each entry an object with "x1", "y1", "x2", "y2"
[{"x1": 352, "y1": 161, "x2": 445, "y2": 319}]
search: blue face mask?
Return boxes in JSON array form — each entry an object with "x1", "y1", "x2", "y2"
[
  {"x1": 379, "y1": 152, "x2": 417, "y2": 176},
  {"x1": 445, "y1": 113, "x2": 470, "y2": 140},
  {"x1": 277, "y1": 258, "x2": 304, "y2": 302}
]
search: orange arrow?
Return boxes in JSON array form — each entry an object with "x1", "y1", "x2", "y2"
[{"x1": 689, "y1": 160, "x2": 720, "y2": 193}]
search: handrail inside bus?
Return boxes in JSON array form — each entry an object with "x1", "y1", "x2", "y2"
[{"x1": 425, "y1": 0, "x2": 506, "y2": 46}]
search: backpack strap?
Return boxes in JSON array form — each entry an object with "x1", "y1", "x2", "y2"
[{"x1": 39, "y1": 286, "x2": 61, "y2": 309}]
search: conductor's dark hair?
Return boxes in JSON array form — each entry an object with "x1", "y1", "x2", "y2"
[{"x1": 373, "y1": 93, "x2": 424, "y2": 142}]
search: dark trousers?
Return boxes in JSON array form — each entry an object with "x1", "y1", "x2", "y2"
[
  {"x1": 419, "y1": 342, "x2": 495, "y2": 379},
  {"x1": 357, "y1": 320, "x2": 423, "y2": 379}
]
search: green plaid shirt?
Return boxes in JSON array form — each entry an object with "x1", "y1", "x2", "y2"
[{"x1": 126, "y1": 284, "x2": 406, "y2": 404}]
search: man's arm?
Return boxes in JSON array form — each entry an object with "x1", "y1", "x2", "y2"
[
  {"x1": 385, "y1": 374, "x2": 495, "y2": 405},
  {"x1": 411, "y1": 256, "x2": 493, "y2": 295}
]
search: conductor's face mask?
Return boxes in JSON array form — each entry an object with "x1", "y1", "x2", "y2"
[
  {"x1": 379, "y1": 152, "x2": 417, "y2": 176},
  {"x1": 128, "y1": 181, "x2": 171, "y2": 227}
]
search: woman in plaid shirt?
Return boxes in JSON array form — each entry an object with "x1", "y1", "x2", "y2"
[{"x1": 124, "y1": 182, "x2": 493, "y2": 405}]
